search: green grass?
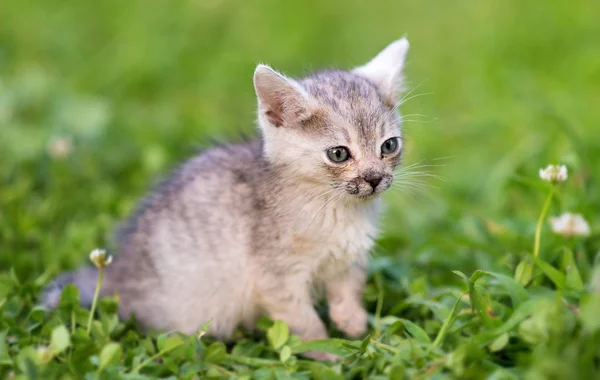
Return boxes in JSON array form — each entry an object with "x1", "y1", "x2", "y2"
[{"x1": 1, "y1": 0, "x2": 600, "y2": 378}]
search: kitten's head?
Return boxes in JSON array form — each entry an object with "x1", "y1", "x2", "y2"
[{"x1": 254, "y1": 38, "x2": 409, "y2": 200}]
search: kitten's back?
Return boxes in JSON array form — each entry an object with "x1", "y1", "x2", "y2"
[{"x1": 46, "y1": 140, "x2": 265, "y2": 335}]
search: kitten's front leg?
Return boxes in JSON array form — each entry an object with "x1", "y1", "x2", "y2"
[
  {"x1": 256, "y1": 272, "x2": 338, "y2": 361},
  {"x1": 326, "y1": 263, "x2": 368, "y2": 338}
]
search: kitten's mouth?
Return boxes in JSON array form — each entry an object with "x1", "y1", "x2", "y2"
[{"x1": 345, "y1": 180, "x2": 390, "y2": 200}]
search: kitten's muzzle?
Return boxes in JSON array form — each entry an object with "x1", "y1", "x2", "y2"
[{"x1": 346, "y1": 173, "x2": 392, "y2": 198}]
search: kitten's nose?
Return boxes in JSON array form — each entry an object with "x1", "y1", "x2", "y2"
[{"x1": 364, "y1": 175, "x2": 382, "y2": 189}]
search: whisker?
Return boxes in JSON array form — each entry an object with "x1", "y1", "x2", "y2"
[
  {"x1": 380, "y1": 82, "x2": 433, "y2": 125},
  {"x1": 392, "y1": 180, "x2": 436, "y2": 188},
  {"x1": 431, "y1": 155, "x2": 457, "y2": 161},
  {"x1": 397, "y1": 92, "x2": 435, "y2": 108},
  {"x1": 268, "y1": 186, "x2": 338, "y2": 219},
  {"x1": 399, "y1": 158, "x2": 446, "y2": 167},
  {"x1": 395, "y1": 174, "x2": 445, "y2": 183},
  {"x1": 398, "y1": 119, "x2": 437, "y2": 124},
  {"x1": 391, "y1": 181, "x2": 439, "y2": 195},
  {"x1": 305, "y1": 190, "x2": 344, "y2": 228},
  {"x1": 394, "y1": 83, "x2": 425, "y2": 108},
  {"x1": 397, "y1": 113, "x2": 431, "y2": 120},
  {"x1": 394, "y1": 169, "x2": 445, "y2": 178},
  {"x1": 392, "y1": 182, "x2": 439, "y2": 191},
  {"x1": 396, "y1": 162, "x2": 448, "y2": 171}
]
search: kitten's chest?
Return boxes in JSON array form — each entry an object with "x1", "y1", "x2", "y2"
[{"x1": 290, "y1": 200, "x2": 381, "y2": 273}]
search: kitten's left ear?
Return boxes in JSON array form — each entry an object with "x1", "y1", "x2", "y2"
[
  {"x1": 353, "y1": 38, "x2": 409, "y2": 105},
  {"x1": 254, "y1": 64, "x2": 312, "y2": 129}
]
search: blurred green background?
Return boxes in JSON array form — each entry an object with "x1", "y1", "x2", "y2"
[{"x1": 1, "y1": 0, "x2": 598, "y2": 283}]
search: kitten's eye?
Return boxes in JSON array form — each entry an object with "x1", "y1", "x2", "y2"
[
  {"x1": 326, "y1": 147, "x2": 350, "y2": 163},
  {"x1": 381, "y1": 137, "x2": 399, "y2": 155}
]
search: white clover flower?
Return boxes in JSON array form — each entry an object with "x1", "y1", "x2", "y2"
[
  {"x1": 37, "y1": 345, "x2": 53, "y2": 363},
  {"x1": 539, "y1": 164, "x2": 567, "y2": 183},
  {"x1": 549, "y1": 213, "x2": 591, "y2": 237},
  {"x1": 89, "y1": 248, "x2": 113, "y2": 268},
  {"x1": 47, "y1": 136, "x2": 73, "y2": 159}
]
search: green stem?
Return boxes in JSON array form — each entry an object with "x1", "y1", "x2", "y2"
[
  {"x1": 369, "y1": 338, "x2": 400, "y2": 354},
  {"x1": 87, "y1": 266, "x2": 104, "y2": 334},
  {"x1": 207, "y1": 365, "x2": 235, "y2": 376},
  {"x1": 431, "y1": 291, "x2": 466, "y2": 348},
  {"x1": 131, "y1": 341, "x2": 184, "y2": 374},
  {"x1": 533, "y1": 188, "x2": 554, "y2": 258},
  {"x1": 374, "y1": 272, "x2": 384, "y2": 338},
  {"x1": 227, "y1": 355, "x2": 281, "y2": 367}
]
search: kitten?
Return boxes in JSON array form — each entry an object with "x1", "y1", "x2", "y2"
[{"x1": 44, "y1": 38, "x2": 410, "y2": 360}]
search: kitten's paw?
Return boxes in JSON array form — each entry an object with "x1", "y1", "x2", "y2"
[
  {"x1": 330, "y1": 303, "x2": 368, "y2": 338},
  {"x1": 303, "y1": 351, "x2": 341, "y2": 362}
]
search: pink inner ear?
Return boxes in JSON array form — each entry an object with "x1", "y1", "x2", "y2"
[
  {"x1": 263, "y1": 90, "x2": 309, "y2": 128},
  {"x1": 261, "y1": 87, "x2": 288, "y2": 128},
  {"x1": 265, "y1": 109, "x2": 284, "y2": 128}
]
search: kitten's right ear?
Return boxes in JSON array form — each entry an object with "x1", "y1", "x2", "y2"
[
  {"x1": 254, "y1": 64, "x2": 311, "y2": 128},
  {"x1": 353, "y1": 38, "x2": 409, "y2": 106}
]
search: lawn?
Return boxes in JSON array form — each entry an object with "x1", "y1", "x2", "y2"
[{"x1": 1, "y1": 0, "x2": 600, "y2": 378}]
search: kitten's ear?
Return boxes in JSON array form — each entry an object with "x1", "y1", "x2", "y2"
[
  {"x1": 353, "y1": 38, "x2": 409, "y2": 105},
  {"x1": 254, "y1": 64, "x2": 311, "y2": 128}
]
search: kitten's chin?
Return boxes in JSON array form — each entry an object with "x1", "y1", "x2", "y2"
[{"x1": 349, "y1": 190, "x2": 384, "y2": 202}]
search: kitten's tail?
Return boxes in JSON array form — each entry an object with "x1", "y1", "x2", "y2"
[{"x1": 42, "y1": 266, "x2": 99, "y2": 308}]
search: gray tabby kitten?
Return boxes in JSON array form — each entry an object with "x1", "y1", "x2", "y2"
[{"x1": 44, "y1": 38, "x2": 410, "y2": 360}]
